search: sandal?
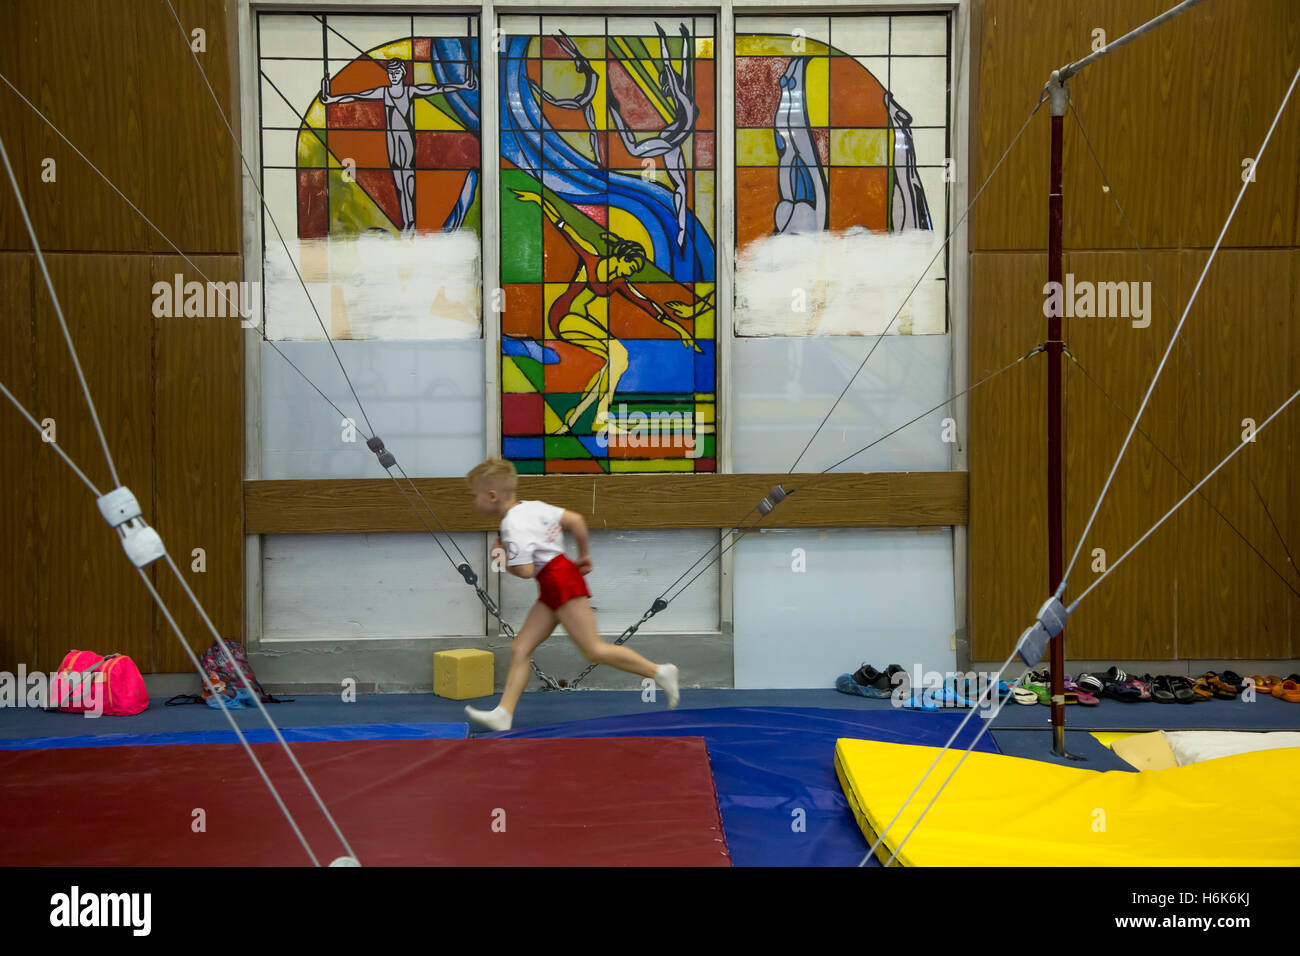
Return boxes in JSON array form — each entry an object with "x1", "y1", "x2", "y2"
[
  {"x1": 1165, "y1": 675, "x2": 1198, "y2": 704},
  {"x1": 1191, "y1": 676, "x2": 1215, "y2": 701},
  {"x1": 1075, "y1": 672, "x2": 1106, "y2": 699},
  {"x1": 1146, "y1": 674, "x2": 1176, "y2": 704},
  {"x1": 1202, "y1": 671, "x2": 1239, "y2": 700}
]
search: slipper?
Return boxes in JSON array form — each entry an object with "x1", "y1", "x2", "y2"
[
  {"x1": 901, "y1": 685, "x2": 978, "y2": 711},
  {"x1": 1273, "y1": 679, "x2": 1300, "y2": 703},
  {"x1": 1017, "y1": 669, "x2": 1051, "y2": 706},
  {"x1": 1064, "y1": 675, "x2": 1098, "y2": 706},
  {"x1": 1075, "y1": 672, "x2": 1106, "y2": 699},
  {"x1": 1100, "y1": 667, "x2": 1143, "y2": 702}
]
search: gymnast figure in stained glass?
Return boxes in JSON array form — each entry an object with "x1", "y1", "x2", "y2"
[
  {"x1": 528, "y1": 31, "x2": 605, "y2": 166},
  {"x1": 607, "y1": 23, "x2": 700, "y2": 249},
  {"x1": 511, "y1": 188, "x2": 713, "y2": 436},
  {"x1": 321, "y1": 58, "x2": 477, "y2": 237}
]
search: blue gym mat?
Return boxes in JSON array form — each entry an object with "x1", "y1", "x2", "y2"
[
  {"x1": 488, "y1": 705, "x2": 1000, "y2": 867},
  {"x1": 0, "y1": 721, "x2": 467, "y2": 750}
]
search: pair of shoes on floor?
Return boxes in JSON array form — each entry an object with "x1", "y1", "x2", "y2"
[
  {"x1": 835, "y1": 663, "x2": 903, "y2": 699},
  {"x1": 1076, "y1": 666, "x2": 1148, "y2": 702},
  {"x1": 1146, "y1": 674, "x2": 1199, "y2": 704},
  {"x1": 1263, "y1": 673, "x2": 1300, "y2": 703}
]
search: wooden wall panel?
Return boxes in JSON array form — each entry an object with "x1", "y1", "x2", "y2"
[
  {"x1": 968, "y1": 252, "x2": 1047, "y2": 662},
  {"x1": 138, "y1": 0, "x2": 241, "y2": 255},
  {"x1": 1174, "y1": 250, "x2": 1296, "y2": 659},
  {"x1": 244, "y1": 472, "x2": 968, "y2": 535},
  {"x1": 973, "y1": 0, "x2": 1300, "y2": 252},
  {"x1": 1058, "y1": 251, "x2": 1180, "y2": 659},
  {"x1": 152, "y1": 255, "x2": 244, "y2": 671},
  {"x1": 4, "y1": 0, "x2": 150, "y2": 253},
  {"x1": 34, "y1": 255, "x2": 156, "y2": 672},
  {"x1": 0, "y1": 254, "x2": 37, "y2": 672}
]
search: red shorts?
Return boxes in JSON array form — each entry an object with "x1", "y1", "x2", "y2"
[{"x1": 535, "y1": 554, "x2": 591, "y2": 610}]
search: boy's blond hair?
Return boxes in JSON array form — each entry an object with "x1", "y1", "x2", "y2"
[{"x1": 467, "y1": 457, "x2": 518, "y2": 495}]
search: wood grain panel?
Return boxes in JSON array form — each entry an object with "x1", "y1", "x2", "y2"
[
  {"x1": 968, "y1": 252, "x2": 1048, "y2": 661},
  {"x1": 973, "y1": 0, "x2": 1299, "y2": 252},
  {"x1": 138, "y1": 0, "x2": 242, "y2": 254},
  {"x1": 152, "y1": 255, "x2": 244, "y2": 671},
  {"x1": 244, "y1": 472, "x2": 968, "y2": 535},
  {"x1": 1174, "y1": 0, "x2": 1300, "y2": 250},
  {"x1": 1175, "y1": 249, "x2": 1297, "y2": 659},
  {"x1": 0, "y1": 254, "x2": 37, "y2": 672},
  {"x1": 5, "y1": 0, "x2": 149, "y2": 253},
  {"x1": 34, "y1": 254, "x2": 155, "y2": 672},
  {"x1": 1059, "y1": 251, "x2": 1180, "y2": 659}
]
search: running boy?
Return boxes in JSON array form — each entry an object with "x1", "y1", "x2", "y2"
[{"x1": 464, "y1": 458, "x2": 680, "y2": 730}]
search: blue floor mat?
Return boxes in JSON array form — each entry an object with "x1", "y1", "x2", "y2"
[
  {"x1": 488, "y1": 705, "x2": 1000, "y2": 867},
  {"x1": 0, "y1": 722, "x2": 467, "y2": 750}
]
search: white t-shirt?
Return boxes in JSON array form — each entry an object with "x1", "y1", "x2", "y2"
[{"x1": 500, "y1": 500, "x2": 566, "y2": 570}]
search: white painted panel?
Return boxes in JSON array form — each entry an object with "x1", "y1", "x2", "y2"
[
  {"x1": 500, "y1": 529, "x2": 720, "y2": 634},
  {"x1": 261, "y1": 339, "x2": 485, "y2": 479},
  {"x1": 263, "y1": 533, "x2": 485, "y2": 641},
  {"x1": 889, "y1": 55, "x2": 948, "y2": 129},
  {"x1": 321, "y1": 15, "x2": 416, "y2": 61},
  {"x1": 732, "y1": 334, "x2": 952, "y2": 473},
  {"x1": 735, "y1": 230, "x2": 946, "y2": 336},
  {"x1": 734, "y1": 527, "x2": 956, "y2": 688},
  {"x1": 262, "y1": 234, "x2": 482, "y2": 342}
]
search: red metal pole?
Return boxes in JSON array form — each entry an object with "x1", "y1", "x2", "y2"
[{"x1": 1047, "y1": 78, "x2": 1067, "y2": 756}]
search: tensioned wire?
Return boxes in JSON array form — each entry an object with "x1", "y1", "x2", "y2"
[
  {"x1": 0, "y1": 131, "x2": 336, "y2": 867},
  {"x1": 858, "y1": 55, "x2": 1300, "y2": 866},
  {"x1": 1063, "y1": 348, "x2": 1300, "y2": 599}
]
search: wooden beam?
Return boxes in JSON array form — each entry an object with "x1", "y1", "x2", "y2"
[{"x1": 245, "y1": 472, "x2": 968, "y2": 534}]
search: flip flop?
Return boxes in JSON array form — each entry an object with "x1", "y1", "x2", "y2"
[{"x1": 1064, "y1": 675, "x2": 1098, "y2": 706}]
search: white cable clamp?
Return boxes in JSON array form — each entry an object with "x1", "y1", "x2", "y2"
[
  {"x1": 97, "y1": 487, "x2": 166, "y2": 568},
  {"x1": 1015, "y1": 595, "x2": 1070, "y2": 666}
]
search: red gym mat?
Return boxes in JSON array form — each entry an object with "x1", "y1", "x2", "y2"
[{"x1": 0, "y1": 737, "x2": 730, "y2": 866}]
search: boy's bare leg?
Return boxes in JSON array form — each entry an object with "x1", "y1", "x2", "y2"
[
  {"x1": 500, "y1": 601, "x2": 559, "y2": 713},
  {"x1": 467, "y1": 601, "x2": 557, "y2": 730},
  {"x1": 556, "y1": 597, "x2": 680, "y2": 707}
]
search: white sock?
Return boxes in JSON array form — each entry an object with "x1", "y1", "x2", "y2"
[
  {"x1": 655, "y1": 664, "x2": 680, "y2": 709},
  {"x1": 465, "y1": 704, "x2": 513, "y2": 731}
]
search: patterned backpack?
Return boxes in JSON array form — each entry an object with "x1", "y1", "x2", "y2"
[{"x1": 166, "y1": 640, "x2": 292, "y2": 709}]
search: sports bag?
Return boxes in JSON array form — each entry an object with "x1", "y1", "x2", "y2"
[{"x1": 52, "y1": 650, "x2": 149, "y2": 717}]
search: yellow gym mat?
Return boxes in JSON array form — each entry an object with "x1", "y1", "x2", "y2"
[{"x1": 835, "y1": 738, "x2": 1300, "y2": 866}]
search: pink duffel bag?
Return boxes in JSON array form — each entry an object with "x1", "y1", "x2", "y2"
[{"x1": 53, "y1": 650, "x2": 149, "y2": 716}]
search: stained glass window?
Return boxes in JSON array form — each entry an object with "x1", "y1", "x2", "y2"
[
  {"x1": 734, "y1": 14, "x2": 949, "y2": 336},
  {"x1": 499, "y1": 15, "x2": 718, "y2": 474}
]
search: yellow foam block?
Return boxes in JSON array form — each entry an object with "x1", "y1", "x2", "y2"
[
  {"x1": 1089, "y1": 731, "x2": 1139, "y2": 749},
  {"x1": 835, "y1": 738, "x2": 1300, "y2": 867},
  {"x1": 434, "y1": 649, "x2": 494, "y2": 700},
  {"x1": 1110, "y1": 731, "x2": 1179, "y2": 771}
]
